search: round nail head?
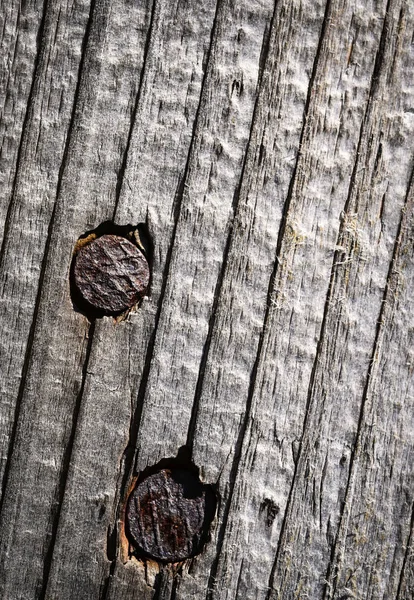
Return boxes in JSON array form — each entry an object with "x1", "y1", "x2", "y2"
[
  {"x1": 126, "y1": 469, "x2": 216, "y2": 562},
  {"x1": 73, "y1": 234, "x2": 149, "y2": 314}
]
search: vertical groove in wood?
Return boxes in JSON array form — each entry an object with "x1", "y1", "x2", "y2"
[
  {"x1": 117, "y1": 0, "x2": 225, "y2": 467},
  {"x1": 267, "y1": 0, "x2": 399, "y2": 582},
  {"x1": 112, "y1": 0, "x2": 159, "y2": 219},
  {"x1": 0, "y1": 0, "x2": 100, "y2": 492},
  {"x1": 0, "y1": 199, "x2": 58, "y2": 511},
  {"x1": 0, "y1": 0, "x2": 99, "y2": 512},
  {"x1": 39, "y1": 321, "x2": 96, "y2": 599},
  {"x1": 397, "y1": 502, "x2": 414, "y2": 600}
]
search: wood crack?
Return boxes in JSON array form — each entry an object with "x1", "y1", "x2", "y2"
[
  {"x1": 0, "y1": 0, "x2": 49, "y2": 271},
  {"x1": 112, "y1": 0, "x2": 160, "y2": 221},
  {"x1": 0, "y1": 199, "x2": 58, "y2": 514},
  {"x1": 39, "y1": 322, "x2": 96, "y2": 599}
]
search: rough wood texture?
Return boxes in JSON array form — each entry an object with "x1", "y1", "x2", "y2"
[{"x1": 0, "y1": 0, "x2": 413, "y2": 598}]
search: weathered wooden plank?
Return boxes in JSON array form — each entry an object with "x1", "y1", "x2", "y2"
[
  {"x1": 0, "y1": 0, "x2": 152, "y2": 597},
  {"x1": 43, "y1": 0, "x2": 223, "y2": 596},
  {"x1": 327, "y1": 172, "x2": 414, "y2": 600},
  {"x1": 265, "y1": 1, "x2": 414, "y2": 598},
  {"x1": 0, "y1": 0, "x2": 413, "y2": 598},
  {"x1": 175, "y1": 0, "x2": 391, "y2": 597},
  {"x1": 324, "y1": 11, "x2": 414, "y2": 598},
  {"x1": 175, "y1": 0, "x2": 414, "y2": 598},
  {"x1": 0, "y1": 0, "x2": 92, "y2": 492}
]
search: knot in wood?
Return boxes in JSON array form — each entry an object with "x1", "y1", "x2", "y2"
[
  {"x1": 126, "y1": 469, "x2": 215, "y2": 562},
  {"x1": 73, "y1": 234, "x2": 149, "y2": 314}
]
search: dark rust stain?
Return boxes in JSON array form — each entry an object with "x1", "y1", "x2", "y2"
[
  {"x1": 73, "y1": 233, "x2": 149, "y2": 315},
  {"x1": 126, "y1": 468, "x2": 216, "y2": 563},
  {"x1": 260, "y1": 497, "x2": 279, "y2": 528}
]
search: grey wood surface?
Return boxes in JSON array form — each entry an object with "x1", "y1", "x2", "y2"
[{"x1": 0, "y1": 0, "x2": 413, "y2": 598}]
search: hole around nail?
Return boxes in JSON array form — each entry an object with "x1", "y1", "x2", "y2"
[
  {"x1": 69, "y1": 221, "x2": 152, "y2": 320},
  {"x1": 125, "y1": 452, "x2": 217, "y2": 564}
]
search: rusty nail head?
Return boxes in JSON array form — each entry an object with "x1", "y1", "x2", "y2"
[
  {"x1": 126, "y1": 468, "x2": 216, "y2": 563},
  {"x1": 73, "y1": 234, "x2": 149, "y2": 315}
]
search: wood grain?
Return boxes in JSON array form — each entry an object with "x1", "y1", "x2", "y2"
[{"x1": 0, "y1": 0, "x2": 413, "y2": 598}]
